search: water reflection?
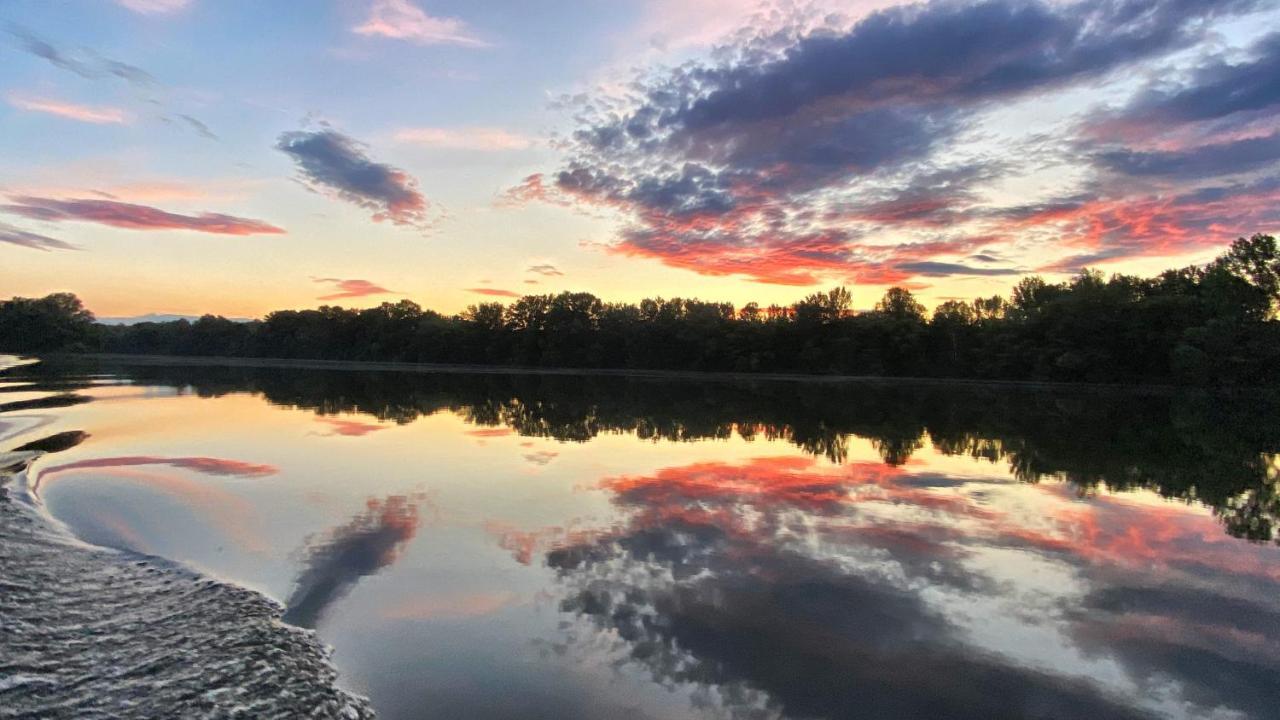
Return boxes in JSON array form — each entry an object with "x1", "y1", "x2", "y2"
[
  {"x1": 284, "y1": 495, "x2": 425, "y2": 628},
  {"x1": 4, "y1": 358, "x2": 1279, "y2": 719},
  {"x1": 541, "y1": 457, "x2": 1280, "y2": 719}
]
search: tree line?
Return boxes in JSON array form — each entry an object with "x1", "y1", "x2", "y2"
[{"x1": 2, "y1": 234, "x2": 1278, "y2": 385}]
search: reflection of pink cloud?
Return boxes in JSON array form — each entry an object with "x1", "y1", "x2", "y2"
[
  {"x1": 312, "y1": 277, "x2": 397, "y2": 301},
  {"x1": 7, "y1": 95, "x2": 127, "y2": 124},
  {"x1": 1, "y1": 196, "x2": 284, "y2": 235},
  {"x1": 39, "y1": 455, "x2": 278, "y2": 483},
  {"x1": 43, "y1": 465, "x2": 269, "y2": 553},
  {"x1": 383, "y1": 591, "x2": 518, "y2": 620},
  {"x1": 466, "y1": 287, "x2": 521, "y2": 297},
  {"x1": 465, "y1": 428, "x2": 513, "y2": 438},
  {"x1": 485, "y1": 520, "x2": 602, "y2": 566},
  {"x1": 314, "y1": 416, "x2": 388, "y2": 437}
]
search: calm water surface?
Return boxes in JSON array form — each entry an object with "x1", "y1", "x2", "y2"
[{"x1": 3, "y1": 359, "x2": 1278, "y2": 719}]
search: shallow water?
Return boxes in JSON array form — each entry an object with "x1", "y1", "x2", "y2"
[{"x1": 3, "y1": 357, "x2": 1279, "y2": 719}]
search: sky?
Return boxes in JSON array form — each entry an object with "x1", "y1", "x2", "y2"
[{"x1": 1, "y1": 0, "x2": 1279, "y2": 319}]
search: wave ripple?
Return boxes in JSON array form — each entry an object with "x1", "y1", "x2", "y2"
[{"x1": 1, "y1": 456, "x2": 375, "y2": 720}]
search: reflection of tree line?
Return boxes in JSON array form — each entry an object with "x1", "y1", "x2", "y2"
[{"x1": 31, "y1": 360, "x2": 1280, "y2": 544}]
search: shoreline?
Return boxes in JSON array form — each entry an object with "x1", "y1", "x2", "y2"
[{"x1": 31, "y1": 352, "x2": 1207, "y2": 395}]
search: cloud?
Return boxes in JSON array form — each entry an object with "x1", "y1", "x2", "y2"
[
  {"x1": 1096, "y1": 131, "x2": 1280, "y2": 179},
  {"x1": 526, "y1": 263, "x2": 563, "y2": 277},
  {"x1": 467, "y1": 287, "x2": 520, "y2": 297},
  {"x1": 531, "y1": 0, "x2": 1267, "y2": 286},
  {"x1": 894, "y1": 261, "x2": 1022, "y2": 277},
  {"x1": 0, "y1": 195, "x2": 285, "y2": 235},
  {"x1": 8, "y1": 27, "x2": 155, "y2": 87},
  {"x1": 115, "y1": 0, "x2": 191, "y2": 13},
  {"x1": 352, "y1": 0, "x2": 488, "y2": 47},
  {"x1": 312, "y1": 277, "x2": 398, "y2": 300},
  {"x1": 0, "y1": 221, "x2": 77, "y2": 251},
  {"x1": 394, "y1": 127, "x2": 532, "y2": 150},
  {"x1": 276, "y1": 128, "x2": 433, "y2": 229},
  {"x1": 1088, "y1": 32, "x2": 1280, "y2": 142},
  {"x1": 6, "y1": 94, "x2": 127, "y2": 124},
  {"x1": 177, "y1": 114, "x2": 218, "y2": 140}
]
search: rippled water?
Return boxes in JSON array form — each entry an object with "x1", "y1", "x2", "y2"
[{"x1": 2, "y1": 356, "x2": 1278, "y2": 719}]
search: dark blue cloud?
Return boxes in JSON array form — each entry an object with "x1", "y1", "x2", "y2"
[
  {"x1": 544, "y1": 0, "x2": 1263, "y2": 285},
  {"x1": 895, "y1": 261, "x2": 1022, "y2": 277},
  {"x1": 1098, "y1": 132, "x2": 1280, "y2": 178},
  {"x1": 8, "y1": 26, "x2": 154, "y2": 87},
  {"x1": 1100, "y1": 31, "x2": 1280, "y2": 130},
  {"x1": 276, "y1": 129, "x2": 431, "y2": 229}
]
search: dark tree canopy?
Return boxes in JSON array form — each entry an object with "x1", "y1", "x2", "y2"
[{"x1": 2, "y1": 234, "x2": 1278, "y2": 386}]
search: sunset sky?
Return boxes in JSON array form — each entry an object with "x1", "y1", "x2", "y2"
[{"x1": 2, "y1": 0, "x2": 1278, "y2": 319}]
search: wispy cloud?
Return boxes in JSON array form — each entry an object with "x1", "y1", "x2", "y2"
[
  {"x1": 467, "y1": 287, "x2": 520, "y2": 297},
  {"x1": 394, "y1": 126, "x2": 533, "y2": 151},
  {"x1": 1, "y1": 195, "x2": 285, "y2": 235},
  {"x1": 353, "y1": 0, "x2": 489, "y2": 47},
  {"x1": 0, "y1": 221, "x2": 77, "y2": 251},
  {"x1": 9, "y1": 27, "x2": 155, "y2": 87},
  {"x1": 115, "y1": 0, "x2": 192, "y2": 14},
  {"x1": 7, "y1": 94, "x2": 128, "y2": 124},
  {"x1": 312, "y1": 277, "x2": 398, "y2": 300},
  {"x1": 526, "y1": 263, "x2": 563, "y2": 276},
  {"x1": 177, "y1": 114, "x2": 217, "y2": 140},
  {"x1": 277, "y1": 128, "x2": 433, "y2": 229}
]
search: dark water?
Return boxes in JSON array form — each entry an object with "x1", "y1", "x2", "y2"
[{"x1": 3, "y1": 358, "x2": 1279, "y2": 720}]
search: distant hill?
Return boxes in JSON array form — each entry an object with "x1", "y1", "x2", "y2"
[{"x1": 97, "y1": 314, "x2": 252, "y2": 326}]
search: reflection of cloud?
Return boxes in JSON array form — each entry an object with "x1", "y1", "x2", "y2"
[
  {"x1": 465, "y1": 428, "x2": 513, "y2": 438},
  {"x1": 0, "y1": 196, "x2": 285, "y2": 235},
  {"x1": 314, "y1": 416, "x2": 388, "y2": 437},
  {"x1": 353, "y1": 0, "x2": 488, "y2": 47},
  {"x1": 530, "y1": 453, "x2": 1280, "y2": 719},
  {"x1": 284, "y1": 495, "x2": 423, "y2": 628},
  {"x1": 37, "y1": 465, "x2": 270, "y2": 553},
  {"x1": 38, "y1": 455, "x2": 278, "y2": 483},
  {"x1": 522, "y1": 450, "x2": 558, "y2": 466}
]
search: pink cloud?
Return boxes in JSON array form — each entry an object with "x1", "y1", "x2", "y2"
[
  {"x1": 0, "y1": 195, "x2": 284, "y2": 235},
  {"x1": 353, "y1": 0, "x2": 488, "y2": 47},
  {"x1": 394, "y1": 127, "x2": 532, "y2": 151},
  {"x1": 312, "y1": 277, "x2": 398, "y2": 300},
  {"x1": 466, "y1": 287, "x2": 521, "y2": 297},
  {"x1": 7, "y1": 95, "x2": 128, "y2": 124}
]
